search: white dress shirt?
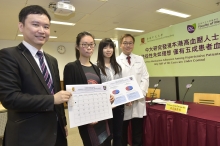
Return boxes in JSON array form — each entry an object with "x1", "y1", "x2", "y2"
[{"x1": 22, "y1": 41, "x2": 53, "y2": 81}]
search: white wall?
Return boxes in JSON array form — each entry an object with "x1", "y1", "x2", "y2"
[{"x1": 0, "y1": 40, "x2": 119, "y2": 80}]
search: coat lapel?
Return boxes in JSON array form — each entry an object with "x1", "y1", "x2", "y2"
[
  {"x1": 76, "y1": 60, "x2": 88, "y2": 83},
  {"x1": 17, "y1": 43, "x2": 51, "y2": 94},
  {"x1": 120, "y1": 54, "x2": 130, "y2": 67},
  {"x1": 130, "y1": 55, "x2": 135, "y2": 67}
]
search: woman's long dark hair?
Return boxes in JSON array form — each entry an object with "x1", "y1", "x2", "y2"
[
  {"x1": 75, "y1": 31, "x2": 95, "y2": 59},
  {"x1": 97, "y1": 38, "x2": 122, "y2": 76}
]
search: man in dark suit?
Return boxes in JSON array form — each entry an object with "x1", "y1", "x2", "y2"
[{"x1": 0, "y1": 5, "x2": 71, "y2": 146}]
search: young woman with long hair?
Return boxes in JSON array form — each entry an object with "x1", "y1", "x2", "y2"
[{"x1": 97, "y1": 38, "x2": 124, "y2": 146}]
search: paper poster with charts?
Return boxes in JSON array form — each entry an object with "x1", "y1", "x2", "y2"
[
  {"x1": 66, "y1": 84, "x2": 113, "y2": 128},
  {"x1": 103, "y1": 75, "x2": 144, "y2": 107}
]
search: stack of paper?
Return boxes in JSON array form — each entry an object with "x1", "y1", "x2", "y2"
[{"x1": 146, "y1": 99, "x2": 175, "y2": 105}]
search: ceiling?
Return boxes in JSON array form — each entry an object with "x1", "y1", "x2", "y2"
[{"x1": 0, "y1": 0, "x2": 220, "y2": 43}]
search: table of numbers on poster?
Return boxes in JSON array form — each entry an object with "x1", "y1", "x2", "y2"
[{"x1": 66, "y1": 85, "x2": 113, "y2": 128}]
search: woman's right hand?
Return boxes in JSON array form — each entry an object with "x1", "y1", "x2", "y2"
[
  {"x1": 126, "y1": 102, "x2": 132, "y2": 106},
  {"x1": 110, "y1": 94, "x2": 114, "y2": 103},
  {"x1": 89, "y1": 121, "x2": 98, "y2": 125}
]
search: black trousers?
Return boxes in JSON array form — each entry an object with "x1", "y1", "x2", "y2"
[
  {"x1": 78, "y1": 124, "x2": 112, "y2": 146},
  {"x1": 100, "y1": 106, "x2": 124, "y2": 146},
  {"x1": 122, "y1": 118, "x2": 143, "y2": 146},
  {"x1": 55, "y1": 123, "x2": 67, "y2": 146},
  {"x1": 78, "y1": 125, "x2": 92, "y2": 146},
  {"x1": 2, "y1": 122, "x2": 67, "y2": 146},
  {"x1": 111, "y1": 106, "x2": 124, "y2": 146}
]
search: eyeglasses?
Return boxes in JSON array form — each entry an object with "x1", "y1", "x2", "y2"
[
  {"x1": 80, "y1": 43, "x2": 96, "y2": 48},
  {"x1": 122, "y1": 42, "x2": 134, "y2": 46}
]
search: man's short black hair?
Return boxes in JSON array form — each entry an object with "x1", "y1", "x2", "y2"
[
  {"x1": 120, "y1": 34, "x2": 135, "y2": 44},
  {"x1": 19, "y1": 5, "x2": 51, "y2": 24}
]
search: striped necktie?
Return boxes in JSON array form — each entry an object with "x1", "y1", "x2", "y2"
[{"x1": 36, "y1": 51, "x2": 54, "y2": 94}]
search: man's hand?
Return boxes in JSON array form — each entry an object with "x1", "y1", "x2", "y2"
[
  {"x1": 54, "y1": 90, "x2": 72, "y2": 104},
  {"x1": 64, "y1": 126, "x2": 68, "y2": 137}
]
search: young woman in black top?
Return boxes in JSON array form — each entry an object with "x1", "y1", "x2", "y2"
[{"x1": 64, "y1": 32, "x2": 114, "y2": 146}]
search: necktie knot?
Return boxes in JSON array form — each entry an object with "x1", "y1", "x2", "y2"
[
  {"x1": 36, "y1": 51, "x2": 43, "y2": 58},
  {"x1": 127, "y1": 56, "x2": 131, "y2": 65}
]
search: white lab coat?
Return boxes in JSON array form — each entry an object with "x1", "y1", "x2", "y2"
[{"x1": 117, "y1": 52, "x2": 149, "y2": 120}]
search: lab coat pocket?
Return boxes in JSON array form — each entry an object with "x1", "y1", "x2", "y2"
[{"x1": 134, "y1": 64, "x2": 142, "y2": 74}]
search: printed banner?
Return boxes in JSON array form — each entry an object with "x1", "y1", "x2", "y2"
[{"x1": 134, "y1": 11, "x2": 220, "y2": 76}]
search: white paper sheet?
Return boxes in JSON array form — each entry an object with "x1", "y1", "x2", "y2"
[
  {"x1": 103, "y1": 75, "x2": 144, "y2": 107},
  {"x1": 146, "y1": 99, "x2": 176, "y2": 104},
  {"x1": 66, "y1": 84, "x2": 113, "y2": 128}
]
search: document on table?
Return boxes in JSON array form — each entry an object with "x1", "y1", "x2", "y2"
[
  {"x1": 146, "y1": 99, "x2": 176, "y2": 104},
  {"x1": 66, "y1": 84, "x2": 113, "y2": 128},
  {"x1": 103, "y1": 75, "x2": 144, "y2": 107}
]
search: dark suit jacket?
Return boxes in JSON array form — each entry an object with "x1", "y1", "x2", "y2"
[{"x1": 0, "y1": 43, "x2": 66, "y2": 146}]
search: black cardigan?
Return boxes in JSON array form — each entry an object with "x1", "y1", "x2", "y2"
[{"x1": 63, "y1": 60, "x2": 101, "y2": 89}]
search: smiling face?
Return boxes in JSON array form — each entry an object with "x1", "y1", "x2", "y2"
[
  {"x1": 18, "y1": 14, "x2": 50, "y2": 50},
  {"x1": 120, "y1": 36, "x2": 134, "y2": 55},
  {"x1": 103, "y1": 45, "x2": 113, "y2": 59},
  {"x1": 77, "y1": 35, "x2": 95, "y2": 59}
]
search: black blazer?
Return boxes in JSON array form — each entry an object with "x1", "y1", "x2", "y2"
[{"x1": 0, "y1": 43, "x2": 66, "y2": 146}]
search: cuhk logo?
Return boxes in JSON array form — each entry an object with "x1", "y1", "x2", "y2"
[{"x1": 187, "y1": 23, "x2": 196, "y2": 33}]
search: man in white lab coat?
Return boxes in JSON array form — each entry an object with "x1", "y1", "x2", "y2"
[{"x1": 117, "y1": 34, "x2": 149, "y2": 146}]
